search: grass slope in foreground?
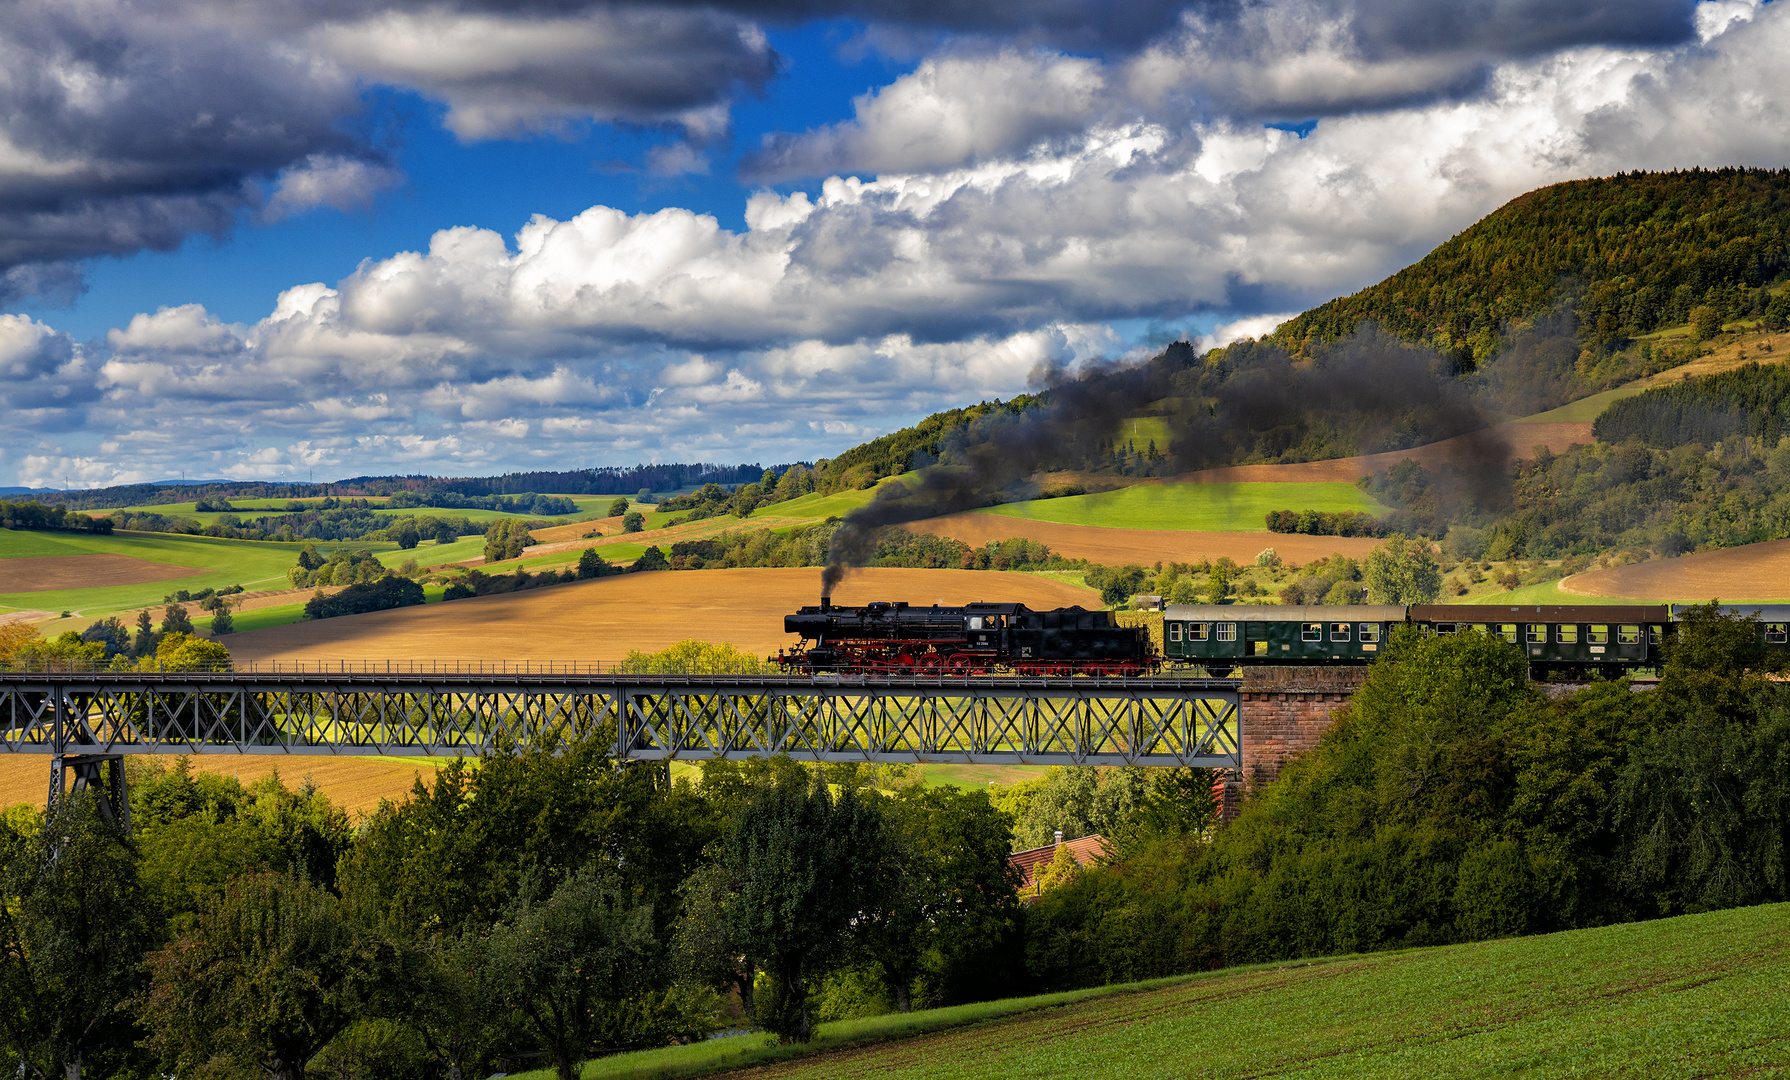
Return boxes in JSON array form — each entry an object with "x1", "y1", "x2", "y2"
[
  {"x1": 976, "y1": 481, "x2": 1388, "y2": 532},
  {"x1": 557, "y1": 901, "x2": 1789, "y2": 1080}
]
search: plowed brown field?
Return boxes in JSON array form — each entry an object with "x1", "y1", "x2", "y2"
[
  {"x1": 907, "y1": 517, "x2": 1380, "y2": 566},
  {"x1": 225, "y1": 567, "x2": 1102, "y2": 663},
  {"x1": 0, "y1": 754, "x2": 448, "y2": 815},
  {"x1": 0, "y1": 554, "x2": 205, "y2": 592},
  {"x1": 1562, "y1": 539, "x2": 1790, "y2": 602}
]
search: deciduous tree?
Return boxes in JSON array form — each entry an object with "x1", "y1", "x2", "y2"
[
  {"x1": 141, "y1": 873, "x2": 370, "y2": 1080},
  {"x1": 0, "y1": 793, "x2": 161, "y2": 1080},
  {"x1": 1363, "y1": 534, "x2": 1442, "y2": 603},
  {"x1": 716, "y1": 771, "x2": 884, "y2": 1042}
]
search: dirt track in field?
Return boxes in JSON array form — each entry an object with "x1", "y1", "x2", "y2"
[
  {"x1": 0, "y1": 754, "x2": 449, "y2": 815},
  {"x1": 224, "y1": 567, "x2": 1102, "y2": 663},
  {"x1": 0, "y1": 554, "x2": 205, "y2": 592},
  {"x1": 1561, "y1": 539, "x2": 1790, "y2": 602},
  {"x1": 906, "y1": 517, "x2": 1381, "y2": 567}
]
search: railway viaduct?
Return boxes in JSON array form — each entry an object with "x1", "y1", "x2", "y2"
[{"x1": 0, "y1": 662, "x2": 1366, "y2": 821}]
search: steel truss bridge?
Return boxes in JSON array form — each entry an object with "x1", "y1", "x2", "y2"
[{"x1": 0, "y1": 666, "x2": 1241, "y2": 820}]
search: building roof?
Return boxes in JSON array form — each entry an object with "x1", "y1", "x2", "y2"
[
  {"x1": 1165, "y1": 604, "x2": 1407, "y2": 621},
  {"x1": 1410, "y1": 604, "x2": 1670, "y2": 622},
  {"x1": 1007, "y1": 834, "x2": 1110, "y2": 889}
]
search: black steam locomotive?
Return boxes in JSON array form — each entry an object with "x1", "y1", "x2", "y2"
[{"x1": 773, "y1": 598, "x2": 1154, "y2": 675}]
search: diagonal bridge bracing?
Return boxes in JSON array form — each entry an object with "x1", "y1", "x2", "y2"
[{"x1": 0, "y1": 671, "x2": 1240, "y2": 770}]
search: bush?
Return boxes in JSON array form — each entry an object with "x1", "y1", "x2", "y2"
[
  {"x1": 1265, "y1": 509, "x2": 1387, "y2": 537},
  {"x1": 303, "y1": 576, "x2": 425, "y2": 620},
  {"x1": 484, "y1": 519, "x2": 534, "y2": 564},
  {"x1": 155, "y1": 631, "x2": 231, "y2": 669}
]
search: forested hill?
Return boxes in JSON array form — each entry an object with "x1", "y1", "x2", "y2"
[
  {"x1": 1270, "y1": 167, "x2": 1790, "y2": 363},
  {"x1": 803, "y1": 169, "x2": 1790, "y2": 492}
]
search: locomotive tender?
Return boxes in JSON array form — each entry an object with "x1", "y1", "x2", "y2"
[{"x1": 778, "y1": 596, "x2": 1790, "y2": 677}]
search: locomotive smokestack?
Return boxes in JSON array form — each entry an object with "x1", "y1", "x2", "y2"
[{"x1": 820, "y1": 594, "x2": 832, "y2": 612}]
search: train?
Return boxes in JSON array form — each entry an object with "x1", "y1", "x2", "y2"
[
  {"x1": 774, "y1": 598, "x2": 1153, "y2": 676},
  {"x1": 774, "y1": 597, "x2": 1790, "y2": 677}
]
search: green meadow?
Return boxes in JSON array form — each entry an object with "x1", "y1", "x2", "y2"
[
  {"x1": 1116, "y1": 414, "x2": 1172, "y2": 452},
  {"x1": 1514, "y1": 386, "x2": 1640, "y2": 424},
  {"x1": 979, "y1": 481, "x2": 1388, "y2": 532},
  {"x1": 0, "y1": 530, "x2": 354, "y2": 618},
  {"x1": 741, "y1": 486, "x2": 886, "y2": 521},
  {"x1": 530, "y1": 901, "x2": 1790, "y2": 1080}
]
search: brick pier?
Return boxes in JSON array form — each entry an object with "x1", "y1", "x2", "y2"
[{"x1": 1217, "y1": 667, "x2": 1367, "y2": 819}]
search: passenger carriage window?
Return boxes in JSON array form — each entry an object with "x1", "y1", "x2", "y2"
[
  {"x1": 1767, "y1": 623, "x2": 1788, "y2": 644},
  {"x1": 1589, "y1": 625, "x2": 1609, "y2": 644},
  {"x1": 1168, "y1": 622, "x2": 1183, "y2": 642},
  {"x1": 1359, "y1": 623, "x2": 1381, "y2": 643},
  {"x1": 1526, "y1": 624, "x2": 1547, "y2": 644},
  {"x1": 1499, "y1": 624, "x2": 1519, "y2": 643},
  {"x1": 1215, "y1": 623, "x2": 1237, "y2": 642},
  {"x1": 1648, "y1": 625, "x2": 1664, "y2": 644},
  {"x1": 1191, "y1": 623, "x2": 1210, "y2": 641},
  {"x1": 1472, "y1": 624, "x2": 1489, "y2": 634},
  {"x1": 1301, "y1": 622, "x2": 1323, "y2": 642},
  {"x1": 1557, "y1": 625, "x2": 1578, "y2": 644},
  {"x1": 1330, "y1": 622, "x2": 1351, "y2": 642},
  {"x1": 1435, "y1": 622, "x2": 1457, "y2": 635},
  {"x1": 1618, "y1": 625, "x2": 1641, "y2": 645}
]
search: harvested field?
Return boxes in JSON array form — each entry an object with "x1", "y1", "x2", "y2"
[
  {"x1": 1562, "y1": 539, "x2": 1790, "y2": 602},
  {"x1": 0, "y1": 553, "x2": 206, "y2": 593},
  {"x1": 224, "y1": 567, "x2": 1102, "y2": 663},
  {"x1": 531, "y1": 516, "x2": 621, "y2": 544},
  {"x1": 907, "y1": 516, "x2": 1381, "y2": 566},
  {"x1": 1172, "y1": 421, "x2": 1592, "y2": 484},
  {"x1": 0, "y1": 754, "x2": 445, "y2": 815}
]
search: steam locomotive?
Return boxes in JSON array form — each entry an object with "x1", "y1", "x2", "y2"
[
  {"x1": 773, "y1": 598, "x2": 1153, "y2": 675},
  {"x1": 774, "y1": 598, "x2": 1790, "y2": 677}
]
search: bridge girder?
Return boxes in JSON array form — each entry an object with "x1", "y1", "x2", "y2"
[{"x1": 1, "y1": 673, "x2": 1240, "y2": 770}]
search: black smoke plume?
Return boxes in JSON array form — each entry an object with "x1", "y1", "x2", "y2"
[
  {"x1": 820, "y1": 325, "x2": 1513, "y2": 595},
  {"x1": 1173, "y1": 326, "x2": 1510, "y2": 508},
  {"x1": 820, "y1": 359, "x2": 1171, "y2": 595}
]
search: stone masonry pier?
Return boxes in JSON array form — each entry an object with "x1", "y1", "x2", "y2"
[{"x1": 1219, "y1": 667, "x2": 1368, "y2": 818}]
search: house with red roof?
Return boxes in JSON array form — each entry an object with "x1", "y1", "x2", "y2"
[{"x1": 1007, "y1": 831, "x2": 1110, "y2": 899}]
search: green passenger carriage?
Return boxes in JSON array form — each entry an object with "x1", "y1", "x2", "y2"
[
  {"x1": 1697, "y1": 605, "x2": 1790, "y2": 661},
  {"x1": 1163, "y1": 605, "x2": 1408, "y2": 676},
  {"x1": 1408, "y1": 605, "x2": 1669, "y2": 675}
]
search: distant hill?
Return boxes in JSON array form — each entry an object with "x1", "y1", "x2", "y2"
[
  {"x1": 1271, "y1": 167, "x2": 1790, "y2": 363},
  {"x1": 44, "y1": 463, "x2": 794, "y2": 511}
]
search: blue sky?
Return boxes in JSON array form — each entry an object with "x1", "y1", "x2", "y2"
[
  {"x1": 0, "y1": 0, "x2": 1785, "y2": 487},
  {"x1": 26, "y1": 21, "x2": 897, "y2": 341}
]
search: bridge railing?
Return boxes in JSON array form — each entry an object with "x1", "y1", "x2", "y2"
[
  {"x1": 0, "y1": 658, "x2": 1234, "y2": 683},
  {"x1": 0, "y1": 658, "x2": 738, "y2": 676}
]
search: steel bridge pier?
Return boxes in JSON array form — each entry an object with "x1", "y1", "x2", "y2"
[{"x1": 2, "y1": 674, "x2": 1242, "y2": 800}]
